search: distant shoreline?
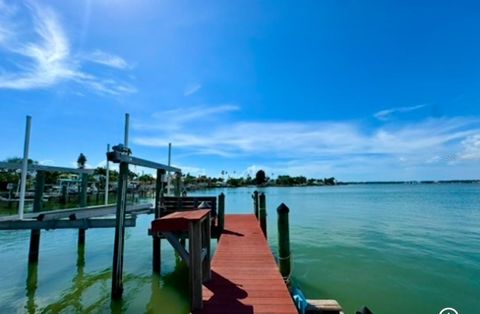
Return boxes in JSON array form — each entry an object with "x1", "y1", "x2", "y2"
[{"x1": 193, "y1": 179, "x2": 480, "y2": 190}]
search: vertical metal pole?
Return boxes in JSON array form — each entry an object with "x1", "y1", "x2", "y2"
[
  {"x1": 124, "y1": 113, "x2": 130, "y2": 147},
  {"x1": 277, "y1": 203, "x2": 291, "y2": 281},
  {"x1": 259, "y1": 192, "x2": 267, "y2": 238},
  {"x1": 19, "y1": 115, "x2": 32, "y2": 220},
  {"x1": 28, "y1": 170, "x2": 45, "y2": 263},
  {"x1": 105, "y1": 144, "x2": 110, "y2": 205},
  {"x1": 111, "y1": 161, "x2": 129, "y2": 299}
]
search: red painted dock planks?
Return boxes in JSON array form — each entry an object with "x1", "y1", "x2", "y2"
[{"x1": 195, "y1": 214, "x2": 298, "y2": 314}]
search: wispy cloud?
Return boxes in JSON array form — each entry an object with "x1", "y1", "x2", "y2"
[
  {"x1": 374, "y1": 104, "x2": 426, "y2": 121},
  {"x1": 83, "y1": 50, "x2": 131, "y2": 69},
  {"x1": 134, "y1": 104, "x2": 240, "y2": 131},
  {"x1": 184, "y1": 83, "x2": 202, "y2": 96},
  {"x1": 0, "y1": 2, "x2": 135, "y2": 95},
  {"x1": 456, "y1": 134, "x2": 480, "y2": 161},
  {"x1": 133, "y1": 105, "x2": 480, "y2": 179}
]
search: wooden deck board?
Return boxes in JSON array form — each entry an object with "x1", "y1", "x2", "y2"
[{"x1": 196, "y1": 214, "x2": 297, "y2": 314}]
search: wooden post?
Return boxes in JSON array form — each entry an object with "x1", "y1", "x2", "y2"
[
  {"x1": 253, "y1": 190, "x2": 259, "y2": 218},
  {"x1": 61, "y1": 185, "x2": 67, "y2": 204},
  {"x1": 152, "y1": 169, "x2": 165, "y2": 273},
  {"x1": 218, "y1": 193, "x2": 225, "y2": 234},
  {"x1": 189, "y1": 220, "x2": 203, "y2": 310},
  {"x1": 259, "y1": 192, "x2": 267, "y2": 238},
  {"x1": 78, "y1": 173, "x2": 88, "y2": 246},
  {"x1": 277, "y1": 203, "x2": 291, "y2": 281},
  {"x1": 202, "y1": 212, "x2": 211, "y2": 282},
  {"x1": 26, "y1": 262, "x2": 38, "y2": 313},
  {"x1": 111, "y1": 161, "x2": 129, "y2": 299},
  {"x1": 28, "y1": 170, "x2": 45, "y2": 264},
  {"x1": 174, "y1": 172, "x2": 181, "y2": 197}
]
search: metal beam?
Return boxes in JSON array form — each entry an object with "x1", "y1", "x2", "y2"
[
  {"x1": 0, "y1": 204, "x2": 152, "y2": 222},
  {"x1": 39, "y1": 203, "x2": 152, "y2": 221},
  {"x1": 106, "y1": 153, "x2": 180, "y2": 173},
  {"x1": 0, "y1": 216, "x2": 137, "y2": 230},
  {"x1": 0, "y1": 162, "x2": 94, "y2": 174}
]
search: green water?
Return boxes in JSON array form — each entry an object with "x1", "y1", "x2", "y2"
[{"x1": 1, "y1": 185, "x2": 479, "y2": 313}]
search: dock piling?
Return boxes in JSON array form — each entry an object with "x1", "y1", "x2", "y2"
[
  {"x1": 78, "y1": 173, "x2": 88, "y2": 246},
  {"x1": 277, "y1": 203, "x2": 291, "y2": 281},
  {"x1": 253, "y1": 190, "x2": 259, "y2": 218},
  {"x1": 111, "y1": 161, "x2": 129, "y2": 299},
  {"x1": 152, "y1": 169, "x2": 165, "y2": 273},
  {"x1": 174, "y1": 172, "x2": 181, "y2": 197},
  {"x1": 259, "y1": 192, "x2": 267, "y2": 238},
  {"x1": 218, "y1": 193, "x2": 225, "y2": 234},
  {"x1": 28, "y1": 170, "x2": 45, "y2": 264}
]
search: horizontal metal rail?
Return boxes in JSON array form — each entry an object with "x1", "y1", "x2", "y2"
[
  {"x1": 106, "y1": 152, "x2": 181, "y2": 172},
  {"x1": 0, "y1": 203, "x2": 153, "y2": 222},
  {"x1": 0, "y1": 162, "x2": 94, "y2": 174},
  {"x1": 0, "y1": 216, "x2": 137, "y2": 230}
]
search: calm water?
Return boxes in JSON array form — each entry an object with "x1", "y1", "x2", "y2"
[{"x1": 1, "y1": 184, "x2": 479, "y2": 314}]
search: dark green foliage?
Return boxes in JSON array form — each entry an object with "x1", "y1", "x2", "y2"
[
  {"x1": 77, "y1": 153, "x2": 87, "y2": 169},
  {"x1": 255, "y1": 170, "x2": 267, "y2": 185}
]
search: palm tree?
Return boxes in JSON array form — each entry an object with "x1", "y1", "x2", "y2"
[{"x1": 77, "y1": 153, "x2": 87, "y2": 169}]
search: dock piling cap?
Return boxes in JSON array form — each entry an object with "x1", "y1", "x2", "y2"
[{"x1": 277, "y1": 203, "x2": 289, "y2": 214}]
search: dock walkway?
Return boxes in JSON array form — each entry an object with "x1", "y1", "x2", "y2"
[{"x1": 198, "y1": 214, "x2": 297, "y2": 314}]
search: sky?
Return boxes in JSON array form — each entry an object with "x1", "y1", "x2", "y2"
[{"x1": 0, "y1": 0, "x2": 479, "y2": 181}]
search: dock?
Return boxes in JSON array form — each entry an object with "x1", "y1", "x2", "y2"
[
  {"x1": 1, "y1": 114, "x2": 353, "y2": 314},
  {"x1": 199, "y1": 214, "x2": 297, "y2": 314}
]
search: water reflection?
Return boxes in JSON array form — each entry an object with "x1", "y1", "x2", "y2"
[
  {"x1": 24, "y1": 243, "x2": 190, "y2": 313},
  {"x1": 25, "y1": 262, "x2": 38, "y2": 314}
]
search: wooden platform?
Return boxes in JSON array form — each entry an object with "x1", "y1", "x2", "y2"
[{"x1": 197, "y1": 214, "x2": 297, "y2": 314}]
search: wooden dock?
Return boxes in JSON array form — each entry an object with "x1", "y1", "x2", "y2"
[{"x1": 198, "y1": 214, "x2": 297, "y2": 314}]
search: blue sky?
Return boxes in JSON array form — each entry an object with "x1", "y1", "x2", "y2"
[{"x1": 1, "y1": 0, "x2": 479, "y2": 181}]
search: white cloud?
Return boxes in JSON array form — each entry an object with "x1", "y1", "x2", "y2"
[
  {"x1": 374, "y1": 104, "x2": 426, "y2": 121},
  {"x1": 132, "y1": 105, "x2": 480, "y2": 178},
  {"x1": 83, "y1": 50, "x2": 131, "y2": 69},
  {"x1": 425, "y1": 156, "x2": 441, "y2": 164},
  {"x1": 176, "y1": 165, "x2": 206, "y2": 176},
  {"x1": 0, "y1": 2, "x2": 135, "y2": 95},
  {"x1": 457, "y1": 134, "x2": 480, "y2": 161},
  {"x1": 134, "y1": 104, "x2": 240, "y2": 131},
  {"x1": 134, "y1": 117, "x2": 480, "y2": 160},
  {"x1": 184, "y1": 83, "x2": 202, "y2": 96}
]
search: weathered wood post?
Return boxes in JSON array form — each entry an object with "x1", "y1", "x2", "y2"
[
  {"x1": 152, "y1": 169, "x2": 165, "y2": 273},
  {"x1": 259, "y1": 192, "x2": 267, "y2": 238},
  {"x1": 111, "y1": 159, "x2": 129, "y2": 299},
  {"x1": 218, "y1": 193, "x2": 225, "y2": 235},
  {"x1": 78, "y1": 173, "x2": 88, "y2": 246},
  {"x1": 189, "y1": 219, "x2": 203, "y2": 310},
  {"x1": 277, "y1": 203, "x2": 291, "y2": 281},
  {"x1": 61, "y1": 185, "x2": 67, "y2": 204},
  {"x1": 253, "y1": 190, "x2": 259, "y2": 218},
  {"x1": 28, "y1": 170, "x2": 45, "y2": 263},
  {"x1": 174, "y1": 171, "x2": 182, "y2": 197}
]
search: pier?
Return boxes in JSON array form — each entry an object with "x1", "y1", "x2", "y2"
[
  {"x1": 0, "y1": 114, "x2": 351, "y2": 313},
  {"x1": 200, "y1": 214, "x2": 297, "y2": 314}
]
